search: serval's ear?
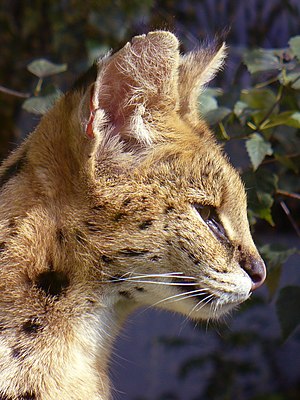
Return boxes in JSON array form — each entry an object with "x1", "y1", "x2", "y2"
[
  {"x1": 178, "y1": 42, "x2": 226, "y2": 122},
  {"x1": 80, "y1": 31, "x2": 180, "y2": 150}
]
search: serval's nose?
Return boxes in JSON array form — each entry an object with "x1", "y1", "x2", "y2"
[{"x1": 238, "y1": 247, "x2": 266, "y2": 291}]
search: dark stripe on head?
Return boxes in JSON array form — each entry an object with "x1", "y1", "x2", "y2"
[
  {"x1": 0, "y1": 154, "x2": 27, "y2": 188},
  {"x1": 119, "y1": 249, "x2": 149, "y2": 257}
]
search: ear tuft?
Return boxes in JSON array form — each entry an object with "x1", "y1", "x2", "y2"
[{"x1": 178, "y1": 41, "x2": 227, "y2": 121}]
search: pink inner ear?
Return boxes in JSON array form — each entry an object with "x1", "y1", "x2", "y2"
[{"x1": 85, "y1": 88, "x2": 96, "y2": 139}]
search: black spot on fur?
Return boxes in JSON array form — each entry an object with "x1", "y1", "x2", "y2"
[
  {"x1": 85, "y1": 220, "x2": 101, "y2": 232},
  {"x1": 8, "y1": 218, "x2": 18, "y2": 236},
  {"x1": 19, "y1": 393, "x2": 36, "y2": 400},
  {"x1": 188, "y1": 252, "x2": 200, "y2": 265},
  {"x1": 101, "y1": 255, "x2": 113, "y2": 263},
  {"x1": 178, "y1": 241, "x2": 200, "y2": 265},
  {"x1": 150, "y1": 255, "x2": 161, "y2": 262},
  {"x1": 165, "y1": 205, "x2": 175, "y2": 214},
  {"x1": 0, "y1": 154, "x2": 26, "y2": 189},
  {"x1": 22, "y1": 318, "x2": 41, "y2": 334},
  {"x1": 92, "y1": 204, "x2": 105, "y2": 211},
  {"x1": 8, "y1": 219, "x2": 16, "y2": 229},
  {"x1": 135, "y1": 286, "x2": 145, "y2": 292},
  {"x1": 114, "y1": 212, "x2": 127, "y2": 222},
  {"x1": 139, "y1": 220, "x2": 153, "y2": 230},
  {"x1": 119, "y1": 290, "x2": 132, "y2": 299},
  {"x1": 0, "y1": 242, "x2": 6, "y2": 252},
  {"x1": 12, "y1": 347, "x2": 31, "y2": 362},
  {"x1": 119, "y1": 249, "x2": 149, "y2": 257},
  {"x1": 36, "y1": 270, "x2": 69, "y2": 297},
  {"x1": 57, "y1": 229, "x2": 65, "y2": 245},
  {"x1": 122, "y1": 198, "x2": 131, "y2": 206},
  {"x1": 11, "y1": 347, "x2": 22, "y2": 359}
]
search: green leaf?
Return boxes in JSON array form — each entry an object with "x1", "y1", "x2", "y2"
[
  {"x1": 233, "y1": 100, "x2": 254, "y2": 124},
  {"x1": 27, "y1": 59, "x2": 67, "y2": 78},
  {"x1": 256, "y1": 194, "x2": 274, "y2": 224},
  {"x1": 289, "y1": 36, "x2": 300, "y2": 59},
  {"x1": 204, "y1": 107, "x2": 231, "y2": 125},
  {"x1": 234, "y1": 101, "x2": 247, "y2": 117},
  {"x1": 22, "y1": 90, "x2": 62, "y2": 115},
  {"x1": 243, "y1": 49, "x2": 281, "y2": 74},
  {"x1": 276, "y1": 286, "x2": 300, "y2": 339},
  {"x1": 259, "y1": 244, "x2": 297, "y2": 270},
  {"x1": 241, "y1": 88, "x2": 277, "y2": 111},
  {"x1": 263, "y1": 111, "x2": 300, "y2": 129},
  {"x1": 245, "y1": 133, "x2": 273, "y2": 170},
  {"x1": 198, "y1": 92, "x2": 218, "y2": 115},
  {"x1": 288, "y1": 111, "x2": 300, "y2": 127},
  {"x1": 259, "y1": 244, "x2": 297, "y2": 295},
  {"x1": 242, "y1": 169, "x2": 278, "y2": 225},
  {"x1": 280, "y1": 70, "x2": 300, "y2": 89},
  {"x1": 198, "y1": 89, "x2": 231, "y2": 125}
]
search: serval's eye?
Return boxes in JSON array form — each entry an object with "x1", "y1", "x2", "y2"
[
  {"x1": 194, "y1": 203, "x2": 230, "y2": 246},
  {"x1": 194, "y1": 204, "x2": 213, "y2": 221}
]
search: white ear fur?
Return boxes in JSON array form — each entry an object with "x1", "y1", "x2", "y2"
[
  {"x1": 90, "y1": 31, "x2": 180, "y2": 147},
  {"x1": 178, "y1": 42, "x2": 227, "y2": 121}
]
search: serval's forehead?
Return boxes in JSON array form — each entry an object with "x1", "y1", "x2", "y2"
[{"x1": 125, "y1": 155, "x2": 224, "y2": 209}]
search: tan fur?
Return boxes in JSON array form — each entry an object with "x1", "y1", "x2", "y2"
[{"x1": 0, "y1": 32, "x2": 266, "y2": 399}]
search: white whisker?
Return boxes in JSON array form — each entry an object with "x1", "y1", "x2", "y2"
[
  {"x1": 150, "y1": 288, "x2": 209, "y2": 308},
  {"x1": 101, "y1": 271, "x2": 197, "y2": 284},
  {"x1": 114, "y1": 279, "x2": 197, "y2": 286},
  {"x1": 193, "y1": 294, "x2": 215, "y2": 313}
]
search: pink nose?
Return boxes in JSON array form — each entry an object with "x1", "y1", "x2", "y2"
[
  {"x1": 238, "y1": 249, "x2": 266, "y2": 291},
  {"x1": 247, "y1": 257, "x2": 267, "y2": 291}
]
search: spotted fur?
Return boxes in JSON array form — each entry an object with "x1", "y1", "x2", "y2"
[{"x1": 0, "y1": 31, "x2": 266, "y2": 399}]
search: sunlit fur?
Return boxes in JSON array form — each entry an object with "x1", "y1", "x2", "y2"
[{"x1": 0, "y1": 31, "x2": 265, "y2": 399}]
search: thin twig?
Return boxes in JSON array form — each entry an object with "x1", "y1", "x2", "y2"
[
  {"x1": 0, "y1": 85, "x2": 30, "y2": 99},
  {"x1": 277, "y1": 189, "x2": 300, "y2": 201},
  {"x1": 261, "y1": 152, "x2": 300, "y2": 165},
  {"x1": 280, "y1": 200, "x2": 300, "y2": 238}
]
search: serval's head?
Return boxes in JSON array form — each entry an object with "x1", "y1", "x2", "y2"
[{"x1": 0, "y1": 31, "x2": 266, "y2": 328}]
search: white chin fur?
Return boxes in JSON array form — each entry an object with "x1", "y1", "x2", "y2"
[{"x1": 151, "y1": 272, "x2": 252, "y2": 321}]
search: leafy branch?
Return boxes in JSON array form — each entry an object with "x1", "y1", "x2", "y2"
[
  {"x1": 0, "y1": 59, "x2": 67, "y2": 115},
  {"x1": 0, "y1": 85, "x2": 30, "y2": 99}
]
